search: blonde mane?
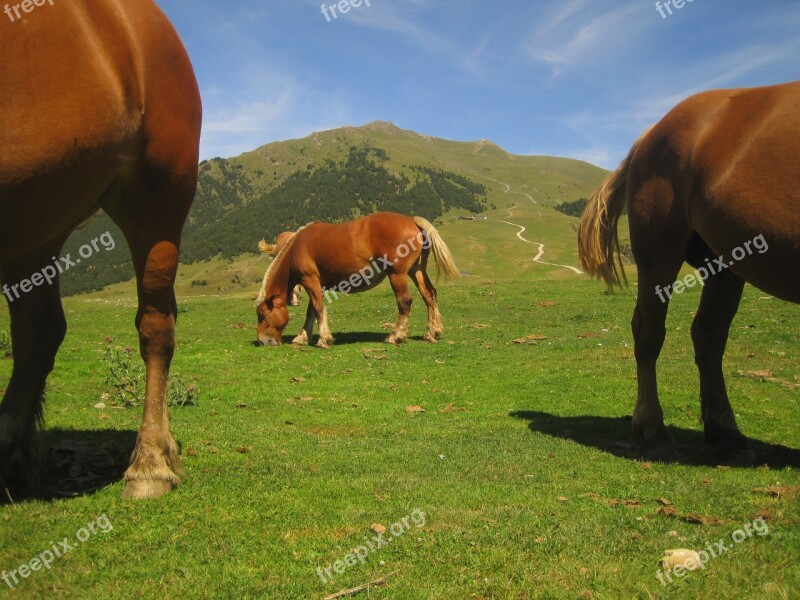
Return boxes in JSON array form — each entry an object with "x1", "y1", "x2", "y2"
[{"x1": 254, "y1": 226, "x2": 306, "y2": 306}]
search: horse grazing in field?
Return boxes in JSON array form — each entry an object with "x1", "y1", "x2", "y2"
[
  {"x1": 255, "y1": 212, "x2": 460, "y2": 347},
  {"x1": 0, "y1": 0, "x2": 201, "y2": 499},
  {"x1": 258, "y1": 232, "x2": 302, "y2": 306},
  {"x1": 578, "y1": 81, "x2": 800, "y2": 463}
]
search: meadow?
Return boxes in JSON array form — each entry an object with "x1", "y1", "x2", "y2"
[{"x1": 0, "y1": 203, "x2": 798, "y2": 599}]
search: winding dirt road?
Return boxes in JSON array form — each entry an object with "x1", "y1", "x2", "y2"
[
  {"x1": 452, "y1": 169, "x2": 584, "y2": 274},
  {"x1": 496, "y1": 207, "x2": 583, "y2": 274},
  {"x1": 485, "y1": 173, "x2": 583, "y2": 274}
]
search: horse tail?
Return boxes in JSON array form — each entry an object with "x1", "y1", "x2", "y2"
[
  {"x1": 258, "y1": 239, "x2": 275, "y2": 254},
  {"x1": 577, "y1": 126, "x2": 650, "y2": 289},
  {"x1": 413, "y1": 216, "x2": 461, "y2": 280}
]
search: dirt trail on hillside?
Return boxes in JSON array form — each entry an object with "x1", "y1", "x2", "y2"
[{"x1": 496, "y1": 206, "x2": 583, "y2": 274}]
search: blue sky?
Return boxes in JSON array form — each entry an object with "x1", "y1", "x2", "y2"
[{"x1": 158, "y1": 0, "x2": 800, "y2": 169}]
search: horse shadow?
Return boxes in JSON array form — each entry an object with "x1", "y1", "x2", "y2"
[
  {"x1": 2, "y1": 428, "x2": 138, "y2": 504},
  {"x1": 246, "y1": 332, "x2": 415, "y2": 346},
  {"x1": 509, "y1": 410, "x2": 800, "y2": 469},
  {"x1": 327, "y1": 331, "x2": 419, "y2": 345}
]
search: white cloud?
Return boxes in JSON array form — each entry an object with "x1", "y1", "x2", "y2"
[{"x1": 524, "y1": 3, "x2": 650, "y2": 76}]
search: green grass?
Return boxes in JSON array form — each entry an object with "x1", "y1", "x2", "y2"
[{"x1": 0, "y1": 201, "x2": 798, "y2": 598}]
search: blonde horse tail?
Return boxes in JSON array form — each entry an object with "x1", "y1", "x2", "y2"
[
  {"x1": 577, "y1": 127, "x2": 651, "y2": 289},
  {"x1": 413, "y1": 216, "x2": 461, "y2": 280},
  {"x1": 258, "y1": 239, "x2": 276, "y2": 254}
]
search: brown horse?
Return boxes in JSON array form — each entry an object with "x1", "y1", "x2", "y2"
[
  {"x1": 258, "y1": 232, "x2": 302, "y2": 306},
  {"x1": 0, "y1": 1, "x2": 201, "y2": 498},
  {"x1": 578, "y1": 81, "x2": 799, "y2": 463},
  {"x1": 255, "y1": 212, "x2": 460, "y2": 347}
]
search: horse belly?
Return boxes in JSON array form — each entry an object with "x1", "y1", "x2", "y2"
[{"x1": 318, "y1": 260, "x2": 390, "y2": 295}]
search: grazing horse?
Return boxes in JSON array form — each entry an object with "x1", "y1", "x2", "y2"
[
  {"x1": 258, "y1": 232, "x2": 302, "y2": 306},
  {"x1": 0, "y1": 0, "x2": 201, "y2": 498},
  {"x1": 255, "y1": 212, "x2": 460, "y2": 347},
  {"x1": 578, "y1": 81, "x2": 799, "y2": 462}
]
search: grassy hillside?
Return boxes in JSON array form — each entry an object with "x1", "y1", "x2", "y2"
[{"x1": 57, "y1": 122, "x2": 607, "y2": 296}]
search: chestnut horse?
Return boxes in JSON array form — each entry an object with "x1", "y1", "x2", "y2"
[
  {"x1": 0, "y1": 1, "x2": 201, "y2": 498},
  {"x1": 255, "y1": 212, "x2": 460, "y2": 347},
  {"x1": 578, "y1": 81, "x2": 799, "y2": 463},
  {"x1": 258, "y1": 232, "x2": 302, "y2": 306}
]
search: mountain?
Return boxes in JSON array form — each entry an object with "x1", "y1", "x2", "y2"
[{"x1": 58, "y1": 121, "x2": 607, "y2": 296}]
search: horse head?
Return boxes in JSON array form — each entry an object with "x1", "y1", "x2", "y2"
[{"x1": 255, "y1": 294, "x2": 289, "y2": 346}]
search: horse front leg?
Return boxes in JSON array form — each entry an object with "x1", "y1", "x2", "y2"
[
  {"x1": 298, "y1": 279, "x2": 333, "y2": 348},
  {"x1": 292, "y1": 301, "x2": 315, "y2": 346}
]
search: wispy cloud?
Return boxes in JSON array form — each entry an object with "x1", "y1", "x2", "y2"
[
  {"x1": 319, "y1": 0, "x2": 492, "y2": 77},
  {"x1": 199, "y1": 63, "x2": 351, "y2": 159},
  {"x1": 523, "y1": 2, "x2": 652, "y2": 77},
  {"x1": 554, "y1": 33, "x2": 800, "y2": 169}
]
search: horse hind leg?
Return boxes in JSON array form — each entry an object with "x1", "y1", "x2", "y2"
[
  {"x1": 121, "y1": 229, "x2": 183, "y2": 499},
  {"x1": 298, "y1": 278, "x2": 333, "y2": 348},
  {"x1": 411, "y1": 268, "x2": 443, "y2": 342},
  {"x1": 386, "y1": 273, "x2": 412, "y2": 345},
  {"x1": 0, "y1": 239, "x2": 68, "y2": 494},
  {"x1": 690, "y1": 269, "x2": 754, "y2": 464},
  {"x1": 631, "y1": 256, "x2": 685, "y2": 462}
]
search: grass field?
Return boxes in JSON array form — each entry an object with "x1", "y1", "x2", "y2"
[{"x1": 0, "y1": 202, "x2": 798, "y2": 599}]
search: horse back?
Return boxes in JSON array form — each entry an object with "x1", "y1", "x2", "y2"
[{"x1": 291, "y1": 213, "x2": 422, "y2": 284}]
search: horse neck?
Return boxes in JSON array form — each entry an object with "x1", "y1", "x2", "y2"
[{"x1": 264, "y1": 237, "x2": 295, "y2": 300}]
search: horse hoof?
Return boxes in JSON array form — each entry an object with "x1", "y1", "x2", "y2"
[
  {"x1": 423, "y1": 334, "x2": 438, "y2": 343},
  {"x1": 121, "y1": 478, "x2": 174, "y2": 499}
]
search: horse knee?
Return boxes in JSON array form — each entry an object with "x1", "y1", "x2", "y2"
[{"x1": 398, "y1": 295, "x2": 412, "y2": 314}]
